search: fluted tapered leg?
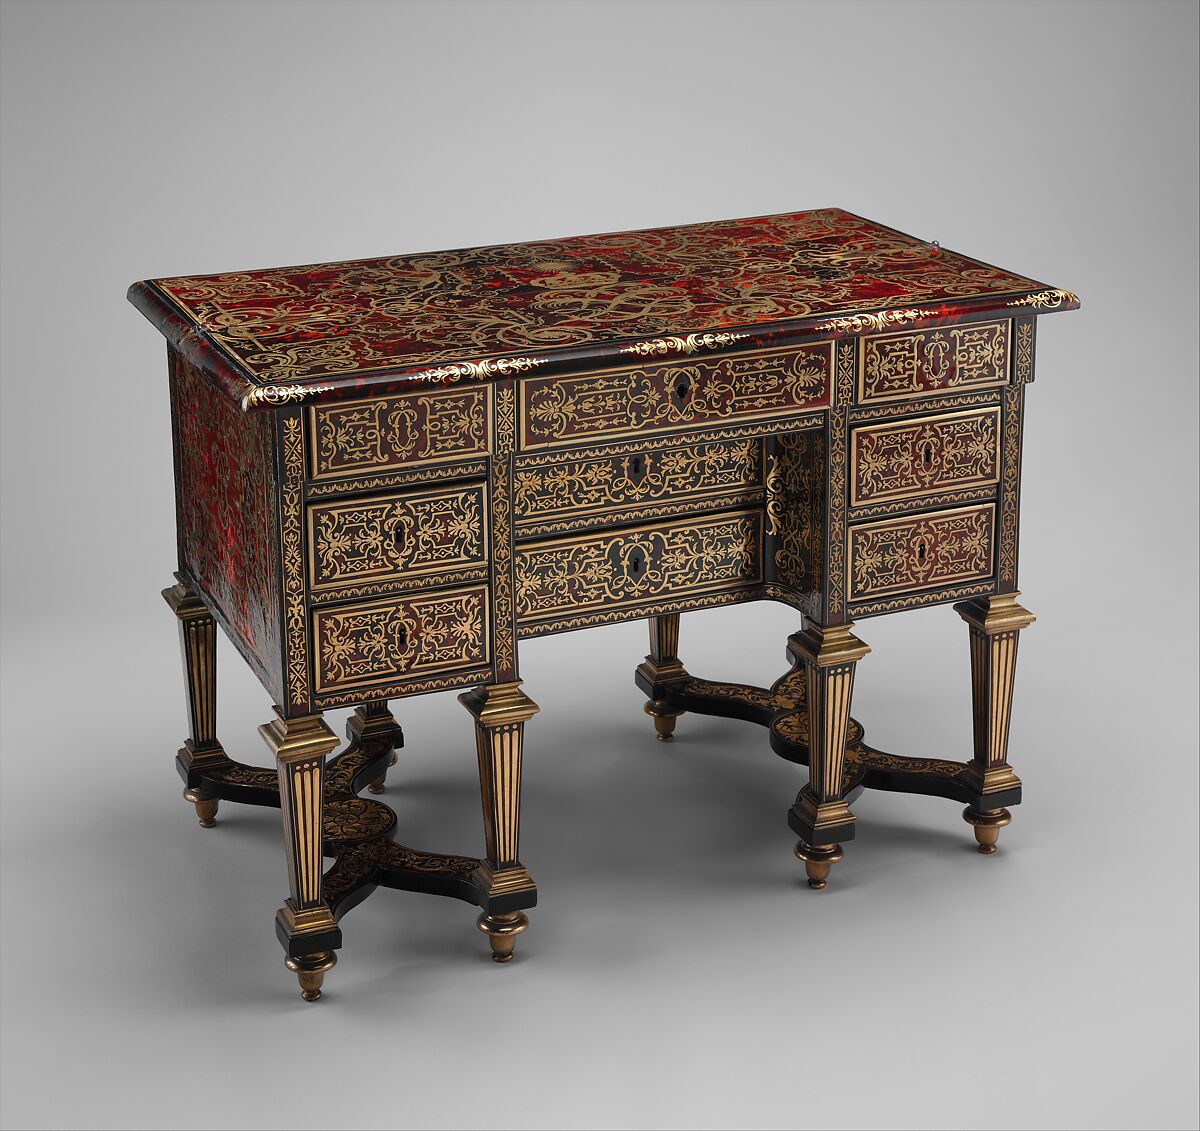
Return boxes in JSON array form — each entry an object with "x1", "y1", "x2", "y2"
[
  {"x1": 162, "y1": 573, "x2": 228, "y2": 826},
  {"x1": 458, "y1": 681, "x2": 539, "y2": 962},
  {"x1": 789, "y1": 622, "x2": 871, "y2": 889},
  {"x1": 955, "y1": 593, "x2": 1036, "y2": 853},
  {"x1": 259, "y1": 708, "x2": 341, "y2": 1000},
  {"x1": 637, "y1": 613, "x2": 686, "y2": 740}
]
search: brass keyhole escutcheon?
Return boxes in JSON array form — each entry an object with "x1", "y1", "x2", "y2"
[
  {"x1": 629, "y1": 550, "x2": 645, "y2": 577},
  {"x1": 628, "y1": 454, "x2": 647, "y2": 485},
  {"x1": 921, "y1": 442, "x2": 934, "y2": 470},
  {"x1": 917, "y1": 540, "x2": 928, "y2": 565},
  {"x1": 671, "y1": 373, "x2": 693, "y2": 409}
]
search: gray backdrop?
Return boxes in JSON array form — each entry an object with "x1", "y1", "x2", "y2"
[{"x1": 2, "y1": 2, "x2": 1197, "y2": 1129}]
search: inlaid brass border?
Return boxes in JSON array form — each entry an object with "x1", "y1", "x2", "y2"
[{"x1": 848, "y1": 406, "x2": 1001, "y2": 506}]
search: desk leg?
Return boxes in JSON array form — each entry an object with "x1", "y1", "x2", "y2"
[
  {"x1": 639, "y1": 613, "x2": 686, "y2": 741},
  {"x1": 789, "y1": 622, "x2": 871, "y2": 889},
  {"x1": 955, "y1": 594, "x2": 1036, "y2": 853},
  {"x1": 259, "y1": 708, "x2": 342, "y2": 1001},
  {"x1": 162, "y1": 573, "x2": 228, "y2": 827},
  {"x1": 459, "y1": 681, "x2": 539, "y2": 962},
  {"x1": 365, "y1": 701, "x2": 400, "y2": 794}
]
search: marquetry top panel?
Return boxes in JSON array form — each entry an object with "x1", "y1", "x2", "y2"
[{"x1": 129, "y1": 209, "x2": 1077, "y2": 409}]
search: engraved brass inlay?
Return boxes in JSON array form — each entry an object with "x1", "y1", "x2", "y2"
[
  {"x1": 520, "y1": 343, "x2": 831, "y2": 448},
  {"x1": 848, "y1": 504, "x2": 995, "y2": 602},
  {"x1": 827, "y1": 340, "x2": 856, "y2": 616},
  {"x1": 515, "y1": 437, "x2": 761, "y2": 525},
  {"x1": 515, "y1": 511, "x2": 762, "y2": 626},
  {"x1": 859, "y1": 320, "x2": 1010, "y2": 404},
  {"x1": 280, "y1": 415, "x2": 309, "y2": 708},
  {"x1": 313, "y1": 586, "x2": 489, "y2": 693},
  {"x1": 1006, "y1": 288, "x2": 1077, "y2": 310},
  {"x1": 308, "y1": 483, "x2": 488, "y2": 590},
  {"x1": 310, "y1": 385, "x2": 491, "y2": 480},
  {"x1": 850, "y1": 407, "x2": 1000, "y2": 505}
]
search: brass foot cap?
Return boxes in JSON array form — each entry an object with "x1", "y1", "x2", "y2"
[
  {"x1": 643, "y1": 700, "x2": 682, "y2": 742},
  {"x1": 962, "y1": 806, "x2": 1012, "y2": 854},
  {"x1": 182, "y1": 788, "x2": 219, "y2": 828},
  {"x1": 476, "y1": 910, "x2": 529, "y2": 963},
  {"x1": 367, "y1": 780, "x2": 386, "y2": 795},
  {"x1": 794, "y1": 841, "x2": 844, "y2": 890},
  {"x1": 285, "y1": 951, "x2": 337, "y2": 1002}
]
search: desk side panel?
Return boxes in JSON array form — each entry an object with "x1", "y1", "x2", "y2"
[{"x1": 170, "y1": 351, "x2": 285, "y2": 701}]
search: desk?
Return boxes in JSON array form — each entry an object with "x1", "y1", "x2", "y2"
[{"x1": 129, "y1": 209, "x2": 1078, "y2": 1000}]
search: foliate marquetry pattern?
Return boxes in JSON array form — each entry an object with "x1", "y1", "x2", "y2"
[
  {"x1": 280, "y1": 415, "x2": 308, "y2": 708},
  {"x1": 850, "y1": 408, "x2": 1000, "y2": 505},
  {"x1": 766, "y1": 431, "x2": 823, "y2": 615},
  {"x1": 847, "y1": 581, "x2": 994, "y2": 619},
  {"x1": 997, "y1": 385, "x2": 1024, "y2": 588},
  {"x1": 516, "y1": 493, "x2": 764, "y2": 541},
  {"x1": 310, "y1": 386, "x2": 489, "y2": 479},
  {"x1": 849, "y1": 486, "x2": 997, "y2": 522},
  {"x1": 150, "y1": 209, "x2": 1044, "y2": 383},
  {"x1": 310, "y1": 568, "x2": 489, "y2": 606},
  {"x1": 515, "y1": 438, "x2": 761, "y2": 524},
  {"x1": 515, "y1": 512, "x2": 762, "y2": 627},
  {"x1": 308, "y1": 484, "x2": 487, "y2": 589},
  {"x1": 520, "y1": 344, "x2": 831, "y2": 447},
  {"x1": 519, "y1": 587, "x2": 756, "y2": 639},
  {"x1": 848, "y1": 505, "x2": 995, "y2": 602},
  {"x1": 827, "y1": 341, "x2": 856, "y2": 618},
  {"x1": 1006, "y1": 288, "x2": 1077, "y2": 310},
  {"x1": 313, "y1": 586, "x2": 489, "y2": 693},
  {"x1": 859, "y1": 320, "x2": 1010, "y2": 404},
  {"x1": 492, "y1": 383, "x2": 518, "y2": 675},
  {"x1": 173, "y1": 356, "x2": 280, "y2": 681},
  {"x1": 847, "y1": 390, "x2": 1000, "y2": 422},
  {"x1": 1014, "y1": 319, "x2": 1035, "y2": 384},
  {"x1": 315, "y1": 668, "x2": 486, "y2": 709}
]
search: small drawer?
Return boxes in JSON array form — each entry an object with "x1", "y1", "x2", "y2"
[
  {"x1": 850, "y1": 407, "x2": 1000, "y2": 505},
  {"x1": 520, "y1": 343, "x2": 831, "y2": 449},
  {"x1": 515, "y1": 510, "x2": 762, "y2": 629},
  {"x1": 312, "y1": 584, "x2": 490, "y2": 694},
  {"x1": 514, "y1": 436, "x2": 763, "y2": 535},
  {"x1": 308, "y1": 483, "x2": 488, "y2": 591},
  {"x1": 848, "y1": 503, "x2": 995, "y2": 602},
  {"x1": 859, "y1": 320, "x2": 1009, "y2": 404},
  {"x1": 309, "y1": 385, "x2": 491, "y2": 480}
]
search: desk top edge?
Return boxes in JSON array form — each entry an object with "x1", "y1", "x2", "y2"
[{"x1": 128, "y1": 208, "x2": 1079, "y2": 412}]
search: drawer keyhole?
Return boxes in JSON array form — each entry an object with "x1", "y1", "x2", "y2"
[
  {"x1": 629, "y1": 550, "x2": 645, "y2": 577},
  {"x1": 917, "y1": 540, "x2": 928, "y2": 565},
  {"x1": 921, "y1": 442, "x2": 934, "y2": 470},
  {"x1": 671, "y1": 374, "x2": 693, "y2": 409},
  {"x1": 628, "y1": 454, "x2": 647, "y2": 485}
]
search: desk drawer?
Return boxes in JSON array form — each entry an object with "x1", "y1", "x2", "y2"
[
  {"x1": 848, "y1": 504, "x2": 995, "y2": 603},
  {"x1": 312, "y1": 585, "x2": 489, "y2": 694},
  {"x1": 308, "y1": 483, "x2": 488, "y2": 592},
  {"x1": 859, "y1": 320, "x2": 1009, "y2": 405},
  {"x1": 514, "y1": 436, "x2": 763, "y2": 537},
  {"x1": 515, "y1": 510, "x2": 762, "y2": 628},
  {"x1": 309, "y1": 385, "x2": 491, "y2": 480},
  {"x1": 850, "y1": 407, "x2": 1000, "y2": 505},
  {"x1": 520, "y1": 343, "x2": 831, "y2": 449}
]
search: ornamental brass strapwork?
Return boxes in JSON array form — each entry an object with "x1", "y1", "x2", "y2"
[
  {"x1": 280, "y1": 413, "x2": 309, "y2": 710},
  {"x1": 816, "y1": 308, "x2": 939, "y2": 335},
  {"x1": 308, "y1": 484, "x2": 488, "y2": 591},
  {"x1": 848, "y1": 504, "x2": 995, "y2": 603},
  {"x1": 514, "y1": 511, "x2": 762, "y2": 628},
  {"x1": 859, "y1": 320, "x2": 1010, "y2": 405},
  {"x1": 618, "y1": 331, "x2": 749, "y2": 358},
  {"x1": 310, "y1": 385, "x2": 491, "y2": 480},
  {"x1": 850, "y1": 407, "x2": 1001, "y2": 505},
  {"x1": 313, "y1": 586, "x2": 490, "y2": 695},
  {"x1": 520, "y1": 343, "x2": 831, "y2": 449},
  {"x1": 515, "y1": 437, "x2": 762, "y2": 529},
  {"x1": 1006, "y1": 288, "x2": 1078, "y2": 310}
]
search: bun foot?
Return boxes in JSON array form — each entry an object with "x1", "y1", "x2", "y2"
[
  {"x1": 366, "y1": 751, "x2": 399, "y2": 794},
  {"x1": 644, "y1": 699, "x2": 682, "y2": 742},
  {"x1": 285, "y1": 951, "x2": 337, "y2": 1001},
  {"x1": 476, "y1": 911, "x2": 528, "y2": 962},
  {"x1": 963, "y1": 806, "x2": 1012, "y2": 854},
  {"x1": 182, "y1": 787, "x2": 219, "y2": 828},
  {"x1": 794, "y1": 841, "x2": 844, "y2": 889}
]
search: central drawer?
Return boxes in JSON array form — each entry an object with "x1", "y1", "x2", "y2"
[
  {"x1": 519, "y1": 342, "x2": 832, "y2": 449},
  {"x1": 514, "y1": 436, "x2": 764, "y2": 538},
  {"x1": 515, "y1": 509, "x2": 763, "y2": 630}
]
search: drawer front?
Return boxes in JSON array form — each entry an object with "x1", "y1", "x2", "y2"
[
  {"x1": 850, "y1": 407, "x2": 1000, "y2": 505},
  {"x1": 309, "y1": 385, "x2": 491, "y2": 480},
  {"x1": 515, "y1": 511, "x2": 763, "y2": 628},
  {"x1": 520, "y1": 343, "x2": 832, "y2": 449},
  {"x1": 312, "y1": 585, "x2": 489, "y2": 694},
  {"x1": 859, "y1": 320, "x2": 1009, "y2": 405},
  {"x1": 848, "y1": 504, "x2": 995, "y2": 602},
  {"x1": 308, "y1": 483, "x2": 488, "y2": 591},
  {"x1": 514, "y1": 437, "x2": 763, "y2": 534}
]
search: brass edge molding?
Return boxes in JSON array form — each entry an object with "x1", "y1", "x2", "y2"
[
  {"x1": 1005, "y1": 289, "x2": 1078, "y2": 311},
  {"x1": 618, "y1": 331, "x2": 750, "y2": 358},
  {"x1": 815, "y1": 308, "x2": 939, "y2": 335},
  {"x1": 258, "y1": 708, "x2": 340, "y2": 764},
  {"x1": 243, "y1": 384, "x2": 336, "y2": 410},
  {"x1": 404, "y1": 355, "x2": 548, "y2": 383}
]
